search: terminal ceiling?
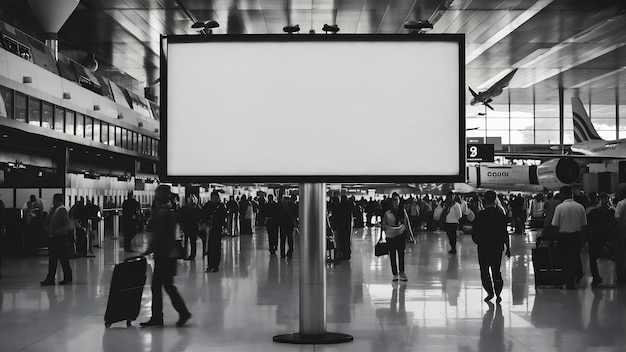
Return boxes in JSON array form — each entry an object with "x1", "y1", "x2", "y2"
[{"x1": 4, "y1": 0, "x2": 626, "y2": 106}]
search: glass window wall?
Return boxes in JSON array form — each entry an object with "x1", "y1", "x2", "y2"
[
  {"x1": 75, "y1": 113, "x2": 84, "y2": 137},
  {"x1": 0, "y1": 85, "x2": 13, "y2": 119},
  {"x1": 93, "y1": 119, "x2": 101, "y2": 143},
  {"x1": 54, "y1": 106, "x2": 64, "y2": 132},
  {"x1": 28, "y1": 97, "x2": 41, "y2": 126},
  {"x1": 41, "y1": 101, "x2": 53, "y2": 129},
  {"x1": 84, "y1": 116, "x2": 93, "y2": 140},
  {"x1": 14, "y1": 92, "x2": 27, "y2": 122},
  {"x1": 65, "y1": 110, "x2": 75, "y2": 135}
]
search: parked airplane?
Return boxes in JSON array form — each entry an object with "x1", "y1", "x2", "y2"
[
  {"x1": 468, "y1": 68, "x2": 518, "y2": 110},
  {"x1": 463, "y1": 157, "x2": 581, "y2": 192},
  {"x1": 570, "y1": 96, "x2": 626, "y2": 158}
]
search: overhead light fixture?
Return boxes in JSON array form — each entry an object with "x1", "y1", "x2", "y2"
[
  {"x1": 63, "y1": 92, "x2": 71, "y2": 99},
  {"x1": 23, "y1": 76, "x2": 32, "y2": 83},
  {"x1": 322, "y1": 24, "x2": 340, "y2": 34},
  {"x1": 154, "y1": 128, "x2": 159, "y2": 133},
  {"x1": 404, "y1": 20, "x2": 433, "y2": 33},
  {"x1": 138, "y1": 122, "x2": 144, "y2": 128},
  {"x1": 93, "y1": 104, "x2": 100, "y2": 111},
  {"x1": 192, "y1": 19, "x2": 219, "y2": 29},
  {"x1": 117, "y1": 174, "x2": 131, "y2": 182},
  {"x1": 283, "y1": 24, "x2": 300, "y2": 34},
  {"x1": 117, "y1": 114, "x2": 124, "y2": 119}
]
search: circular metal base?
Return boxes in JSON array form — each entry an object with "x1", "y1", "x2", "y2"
[{"x1": 273, "y1": 332, "x2": 353, "y2": 345}]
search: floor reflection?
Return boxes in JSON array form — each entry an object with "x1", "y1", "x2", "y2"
[{"x1": 1, "y1": 227, "x2": 626, "y2": 351}]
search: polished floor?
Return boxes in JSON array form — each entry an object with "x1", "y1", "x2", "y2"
[{"x1": 1, "y1": 224, "x2": 626, "y2": 352}]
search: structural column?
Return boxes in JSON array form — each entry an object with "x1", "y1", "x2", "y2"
[{"x1": 273, "y1": 183, "x2": 353, "y2": 344}]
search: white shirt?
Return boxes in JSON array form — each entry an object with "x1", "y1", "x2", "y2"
[
  {"x1": 551, "y1": 199, "x2": 587, "y2": 233},
  {"x1": 445, "y1": 203, "x2": 463, "y2": 224}
]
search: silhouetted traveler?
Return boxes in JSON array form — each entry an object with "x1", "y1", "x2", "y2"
[
  {"x1": 264, "y1": 194, "x2": 279, "y2": 255},
  {"x1": 586, "y1": 192, "x2": 615, "y2": 287},
  {"x1": 178, "y1": 195, "x2": 202, "y2": 260},
  {"x1": 140, "y1": 185, "x2": 191, "y2": 327},
  {"x1": 335, "y1": 195, "x2": 354, "y2": 261},
  {"x1": 0, "y1": 195, "x2": 4, "y2": 279},
  {"x1": 204, "y1": 191, "x2": 227, "y2": 272},
  {"x1": 472, "y1": 191, "x2": 511, "y2": 303},
  {"x1": 122, "y1": 191, "x2": 141, "y2": 252},
  {"x1": 40, "y1": 194, "x2": 72, "y2": 286},
  {"x1": 277, "y1": 196, "x2": 297, "y2": 258}
]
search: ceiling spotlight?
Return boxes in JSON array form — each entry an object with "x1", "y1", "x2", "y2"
[
  {"x1": 404, "y1": 20, "x2": 433, "y2": 32},
  {"x1": 283, "y1": 24, "x2": 300, "y2": 34},
  {"x1": 192, "y1": 20, "x2": 220, "y2": 29},
  {"x1": 322, "y1": 24, "x2": 340, "y2": 34}
]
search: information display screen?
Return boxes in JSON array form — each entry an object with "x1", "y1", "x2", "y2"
[{"x1": 161, "y1": 34, "x2": 465, "y2": 183}]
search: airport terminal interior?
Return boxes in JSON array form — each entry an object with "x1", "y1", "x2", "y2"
[{"x1": 2, "y1": 0, "x2": 626, "y2": 351}]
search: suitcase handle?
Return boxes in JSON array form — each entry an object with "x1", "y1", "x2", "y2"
[{"x1": 124, "y1": 255, "x2": 145, "y2": 263}]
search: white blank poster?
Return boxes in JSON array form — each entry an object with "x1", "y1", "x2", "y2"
[{"x1": 164, "y1": 36, "x2": 463, "y2": 181}]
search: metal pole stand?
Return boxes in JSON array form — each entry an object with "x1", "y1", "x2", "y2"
[
  {"x1": 273, "y1": 183, "x2": 353, "y2": 345},
  {"x1": 84, "y1": 219, "x2": 95, "y2": 257}
]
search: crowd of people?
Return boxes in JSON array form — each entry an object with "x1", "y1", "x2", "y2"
[{"x1": 3, "y1": 184, "x2": 626, "y2": 325}]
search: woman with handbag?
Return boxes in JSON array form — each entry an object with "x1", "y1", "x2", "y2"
[{"x1": 382, "y1": 192, "x2": 409, "y2": 282}]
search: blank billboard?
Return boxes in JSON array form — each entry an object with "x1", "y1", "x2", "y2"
[{"x1": 161, "y1": 34, "x2": 464, "y2": 183}]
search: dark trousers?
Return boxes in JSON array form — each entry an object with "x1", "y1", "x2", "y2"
[
  {"x1": 558, "y1": 232, "x2": 582, "y2": 286},
  {"x1": 240, "y1": 218, "x2": 253, "y2": 235},
  {"x1": 446, "y1": 223, "x2": 458, "y2": 250},
  {"x1": 615, "y1": 237, "x2": 626, "y2": 282},
  {"x1": 588, "y1": 238, "x2": 602, "y2": 280},
  {"x1": 151, "y1": 258, "x2": 189, "y2": 319},
  {"x1": 336, "y1": 226, "x2": 352, "y2": 260},
  {"x1": 207, "y1": 228, "x2": 222, "y2": 270},
  {"x1": 267, "y1": 222, "x2": 279, "y2": 253},
  {"x1": 279, "y1": 224, "x2": 294, "y2": 256},
  {"x1": 478, "y1": 249, "x2": 503, "y2": 296},
  {"x1": 46, "y1": 236, "x2": 72, "y2": 281},
  {"x1": 387, "y1": 235, "x2": 406, "y2": 275},
  {"x1": 123, "y1": 221, "x2": 137, "y2": 250},
  {"x1": 183, "y1": 228, "x2": 199, "y2": 259},
  {"x1": 366, "y1": 213, "x2": 373, "y2": 227}
]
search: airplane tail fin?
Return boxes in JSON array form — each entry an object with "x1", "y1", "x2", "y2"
[
  {"x1": 572, "y1": 97, "x2": 603, "y2": 143},
  {"x1": 468, "y1": 86, "x2": 478, "y2": 98}
]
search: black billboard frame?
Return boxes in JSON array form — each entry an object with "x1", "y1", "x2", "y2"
[{"x1": 160, "y1": 33, "x2": 465, "y2": 184}]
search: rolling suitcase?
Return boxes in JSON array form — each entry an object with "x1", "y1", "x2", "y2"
[
  {"x1": 532, "y1": 238, "x2": 565, "y2": 288},
  {"x1": 104, "y1": 256, "x2": 147, "y2": 327}
]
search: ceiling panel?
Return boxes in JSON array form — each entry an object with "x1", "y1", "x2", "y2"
[{"x1": 0, "y1": 0, "x2": 624, "y2": 107}]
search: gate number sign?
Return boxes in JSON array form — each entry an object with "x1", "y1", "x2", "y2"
[{"x1": 467, "y1": 144, "x2": 494, "y2": 162}]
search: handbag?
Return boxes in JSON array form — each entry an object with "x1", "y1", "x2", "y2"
[{"x1": 375, "y1": 238, "x2": 389, "y2": 257}]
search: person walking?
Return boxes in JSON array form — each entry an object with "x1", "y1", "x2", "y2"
[
  {"x1": 586, "y1": 192, "x2": 615, "y2": 287},
  {"x1": 551, "y1": 186, "x2": 587, "y2": 289},
  {"x1": 264, "y1": 194, "x2": 279, "y2": 255},
  {"x1": 203, "y1": 191, "x2": 228, "y2": 272},
  {"x1": 382, "y1": 192, "x2": 409, "y2": 282},
  {"x1": 277, "y1": 196, "x2": 297, "y2": 258},
  {"x1": 442, "y1": 192, "x2": 463, "y2": 254},
  {"x1": 140, "y1": 185, "x2": 191, "y2": 327},
  {"x1": 178, "y1": 195, "x2": 202, "y2": 260},
  {"x1": 121, "y1": 191, "x2": 141, "y2": 253},
  {"x1": 613, "y1": 184, "x2": 626, "y2": 283},
  {"x1": 40, "y1": 194, "x2": 73, "y2": 286},
  {"x1": 471, "y1": 191, "x2": 511, "y2": 303}
]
